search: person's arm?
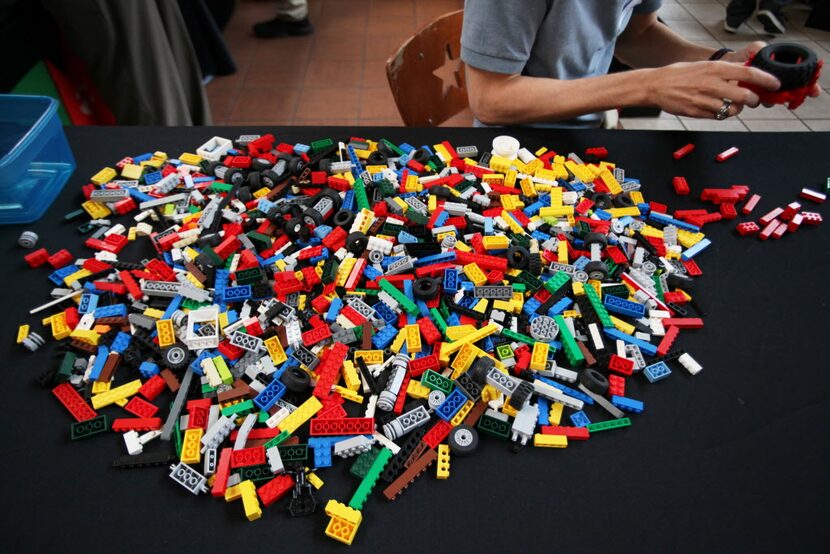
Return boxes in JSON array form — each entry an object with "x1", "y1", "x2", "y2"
[{"x1": 615, "y1": 12, "x2": 719, "y2": 67}]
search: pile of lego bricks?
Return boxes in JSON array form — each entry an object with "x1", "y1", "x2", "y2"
[{"x1": 20, "y1": 132, "x2": 724, "y2": 546}]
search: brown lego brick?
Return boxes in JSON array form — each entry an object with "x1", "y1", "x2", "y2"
[{"x1": 382, "y1": 448, "x2": 436, "y2": 501}]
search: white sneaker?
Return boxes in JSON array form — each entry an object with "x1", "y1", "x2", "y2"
[{"x1": 757, "y1": 10, "x2": 787, "y2": 34}]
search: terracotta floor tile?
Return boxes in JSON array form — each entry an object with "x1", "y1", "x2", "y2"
[
  {"x1": 358, "y1": 117, "x2": 405, "y2": 127},
  {"x1": 303, "y1": 59, "x2": 364, "y2": 89},
  {"x1": 293, "y1": 117, "x2": 359, "y2": 126},
  {"x1": 253, "y1": 35, "x2": 313, "y2": 64},
  {"x1": 362, "y1": 61, "x2": 389, "y2": 88},
  {"x1": 227, "y1": 118, "x2": 296, "y2": 127},
  {"x1": 243, "y1": 58, "x2": 308, "y2": 88},
  {"x1": 366, "y1": 16, "x2": 416, "y2": 38},
  {"x1": 365, "y1": 35, "x2": 407, "y2": 61},
  {"x1": 295, "y1": 88, "x2": 361, "y2": 119},
  {"x1": 206, "y1": 87, "x2": 239, "y2": 124},
  {"x1": 359, "y1": 87, "x2": 401, "y2": 120},
  {"x1": 310, "y1": 34, "x2": 368, "y2": 61},
  {"x1": 415, "y1": 0, "x2": 463, "y2": 27},
  {"x1": 228, "y1": 88, "x2": 301, "y2": 122},
  {"x1": 210, "y1": 59, "x2": 250, "y2": 92},
  {"x1": 368, "y1": 0, "x2": 415, "y2": 19},
  {"x1": 313, "y1": 14, "x2": 368, "y2": 37}
]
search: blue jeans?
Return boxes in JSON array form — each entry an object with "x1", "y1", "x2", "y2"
[{"x1": 727, "y1": 0, "x2": 792, "y2": 22}]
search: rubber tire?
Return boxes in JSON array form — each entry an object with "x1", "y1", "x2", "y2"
[
  {"x1": 750, "y1": 43, "x2": 819, "y2": 91},
  {"x1": 163, "y1": 344, "x2": 190, "y2": 372},
  {"x1": 507, "y1": 245, "x2": 530, "y2": 269},
  {"x1": 592, "y1": 193, "x2": 612, "y2": 210},
  {"x1": 584, "y1": 232, "x2": 608, "y2": 248},
  {"x1": 413, "y1": 277, "x2": 438, "y2": 300},
  {"x1": 280, "y1": 366, "x2": 311, "y2": 392},
  {"x1": 580, "y1": 368, "x2": 609, "y2": 395},
  {"x1": 332, "y1": 209, "x2": 354, "y2": 228},
  {"x1": 346, "y1": 232, "x2": 368, "y2": 255},
  {"x1": 224, "y1": 167, "x2": 245, "y2": 186},
  {"x1": 237, "y1": 186, "x2": 253, "y2": 203},
  {"x1": 367, "y1": 150, "x2": 388, "y2": 165},
  {"x1": 448, "y1": 425, "x2": 479, "y2": 456},
  {"x1": 614, "y1": 193, "x2": 635, "y2": 208},
  {"x1": 584, "y1": 260, "x2": 609, "y2": 281}
]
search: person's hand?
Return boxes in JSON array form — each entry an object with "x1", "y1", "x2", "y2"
[
  {"x1": 723, "y1": 41, "x2": 822, "y2": 104},
  {"x1": 645, "y1": 61, "x2": 781, "y2": 119}
]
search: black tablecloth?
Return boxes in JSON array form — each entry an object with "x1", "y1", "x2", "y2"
[{"x1": 1, "y1": 127, "x2": 828, "y2": 553}]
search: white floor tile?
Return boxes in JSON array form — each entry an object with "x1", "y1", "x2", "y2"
[
  {"x1": 620, "y1": 117, "x2": 685, "y2": 131},
  {"x1": 738, "y1": 104, "x2": 798, "y2": 120},
  {"x1": 802, "y1": 120, "x2": 830, "y2": 131},
  {"x1": 679, "y1": 117, "x2": 749, "y2": 131},
  {"x1": 683, "y1": 2, "x2": 727, "y2": 23},
  {"x1": 742, "y1": 119, "x2": 810, "y2": 131}
]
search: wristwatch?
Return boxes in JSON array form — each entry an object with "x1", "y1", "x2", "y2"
[{"x1": 709, "y1": 48, "x2": 734, "y2": 61}]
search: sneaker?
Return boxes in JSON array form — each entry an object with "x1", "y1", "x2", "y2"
[
  {"x1": 253, "y1": 16, "x2": 314, "y2": 39},
  {"x1": 756, "y1": 10, "x2": 787, "y2": 34},
  {"x1": 723, "y1": 17, "x2": 744, "y2": 34}
]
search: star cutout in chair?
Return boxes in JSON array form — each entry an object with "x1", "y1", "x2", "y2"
[{"x1": 432, "y1": 45, "x2": 464, "y2": 99}]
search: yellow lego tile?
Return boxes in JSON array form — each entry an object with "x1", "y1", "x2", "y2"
[
  {"x1": 180, "y1": 428, "x2": 203, "y2": 464},
  {"x1": 436, "y1": 444, "x2": 450, "y2": 480},
  {"x1": 533, "y1": 434, "x2": 568, "y2": 448}
]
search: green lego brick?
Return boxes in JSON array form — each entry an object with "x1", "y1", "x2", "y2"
[
  {"x1": 57, "y1": 352, "x2": 77, "y2": 382},
  {"x1": 380, "y1": 138, "x2": 405, "y2": 157},
  {"x1": 246, "y1": 231, "x2": 272, "y2": 252},
  {"x1": 381, "y1": 222, "x2": 405, "y2": 236},
  {"x1": 321, "y1": 258, "x2": 340, "y2": 283},
  {"x1": 353, "y1": 178, "x2": 371, "y2": 211},
  {"x1": 278, "y1": 443, "x2": 309, "y2": 463},
  {"x1": 509, "y1": 232, "x2": 531, "y2": 249},
  {"x1": 311, "y1": 138, "x2": 334, "y2": 153},
  {"x1": 430, "y1": 308, "x2": 448, "y2": 335},
  {"x1": 583, "y1": 284, "x2": 615, "y2": 329},
  {"x1": 378, "y1": 278, "x2": 419, "y2": 315},
  {"x1": 377, "y1": 178, "x2": 396, "y2": 197},
  {"x1": 502, "y1": 328, "x2": 535, "y2": 347},
  {"x1": 652, "y1": 275, "x2": 665, "y2": 303},
  {"x1": 511, "y1": 283, "x2": 527, "y2": 294},
  {"x1": 405, "y1": 209, "x2": 429, "y2": 225},
  {"x1": 239, "y1": 464, "x2": 274, "y2": 483},
  {"x1": 421, "y1": 370, "x2": 453, "y2": 394},
  {"x1": 173, "y1": 418, "x2": 182, "y2": 457},
  {"x1": 825, "y1": 177, "x2": 830, "y2": 194},
  {"x1": 258, "y1": 410, "x2": 271, "y2": 424},
  {"x1": 263, "y1": 430, "x2": 290, "y2": 449},
  {"x1": 70, "y1": 414, "x2": 110, "y2": 440},
  {"x1": 477, "y1": 413, "x2": 510, "y2": 440},
  {"x1": 221, "y1": 399, "x2": 255, "y2": 418},
  {"x1": 209, "y1": 182, "x2": 233, "y2": 193},
  {"x1": 438, "y1": 300, "x2": 450, "y2": 321},
  {"x1": 544, "y1": 271, "x2": 572, "y2": 295},
  {"x1": 348, "y1": 447, "x2": 392, "y2": 510},
  {"x1": 554, "y1": 315, "x2": 585, "y2": 367},
  {"x1": 235, "y1": 267, "x2": 265, "y2": 285},
  {"x1": 352, "y1": 288, "x2": 379, "y2": 297},
  {"x1": 182, "y1": 298, "x2": 211, "y2": 310},
  {"x1": 495, "y1": 343, "x2": 514, "y2": 360},
  {"x1": 586, "y1": 417, "x2": 631, "y2": 433},
  {"x1": 350, "y1": 447, "x2": 382, "y2": 480},
  {"x1": 602, "y1": 284, "x2": 629, "y2": 299},
  {"x1": 516, "y1": 270, "x2": 543, "y2": 292},
  {"x1": 200, "y1": 245, "x2": 224, "y2": 266}
]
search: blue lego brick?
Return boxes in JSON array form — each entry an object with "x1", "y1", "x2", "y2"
[
  {"x1": 127, "y1": 188, "x2": 154, "y2": 203},
  {"x1": 132, "y1": 152, "x2": 152, "y2": 163},
  {"x1": 372, "y1": 325, "x2": 397, "y2": 350},
  {"x1": 594, "y1": 209, "x2": 612, "y2": 221},
  {"x1": 253, "y1": 378, "x2": 287, "y2": 412},
  {"x1": 398, "y1": 142, "x2": 416, "y2": 154},
  {"x1": 681, "y1": 238, "x2": 711, "y2": 261},
  {"x1": 398, "y1": 230, "x2": 418, "y2": 244},
  {"x1": 643, "y1": 361, "x2": 672, "y2": 383},
  {"x1": 162, "y1": 295, "x2": 183, "y2": 320},
  {"x1": 610, "y1": 395, "x2": 644, "y2": 414},
  {"x1": 572, "y1": 256, "x2": 590, "y2": 270},
  {"x1": 308, "y1": 437, "x2": 334, "y2": 469},
  {"x1": 415, "y1": 299, "x2": 431, "y2": 319},
  {"x1": 536, "y1": 377, "x2": 594, "y2": 405},
  {"x1": 49, "y1": 265, "x2": 80, "y2": 286},
  {"x1": 88, "y1": 346, "x2": 109, "y2": 381},
  {"x1": 314, "y1": 224, "x2": 333, "y2": 239},
  {"x1": 523, "y1": 298, "x2": 541, "y2": 316},
  {"x1": 342, "y1": 190, "x2": 355, "y2": 212},
  {"x1": 524, "y1": 201, "x2": 545, "y2": 217},
  {"x1": 531, "y1": 230, "x2": 551, "y2": 243},
  {"x1": 570, "y1": 410, "x2": 592, "y2": 428},
  {"x1": 459, "y1": 282, "x2": 474, "y2": 292},
  {"x1": 143, "y1": 170, "x2": 162, "y2": 185},
  {"x1": 443, "y1": 269, "x2": 459, "y2": 293},
  {"x1": 373, "y1": 301, "x2": 397, "y2": 326},
  {"x1": 604, "y1": 328, "x2": 657, "y2": 356},
  {"x1": 326, "y1": 298, "x2": 344, "y2": 323},
  {"x1": 446, "y1": 313, "x2": 461, "y2": 326},
  {"x1": 482, "y1": 337, "x2": 495, "y2": 353},
  {"x1": 222, "y1": 285, "x2": 252, "y2": 303},
  {"x1": 456, "y1": 295, "x2": 475, "y2": 309},
  {"x1": 536, "y1": 397, "x2": 550, "y2": 426},
  {"x1": 94, "y1": 304, "x2": 127, "y2": 318},
  {"x1": 363, "y1": 265, "x2": 382, "y2": 281},
  {"x1": 193, "y1": 176, "x2": 213, "y2": 184},
  {"x1": 434, "y1": 211, "x2": 450, "y2": 227},
  {"x1": 257, "y1": 198, "x2": 275, "y2": 214},
  {"x1": 435, "y1": 388, "x2": 467, "y2": 421},
  {"x1": 548, "y1": 297, "x2": 573, "y2": 316},
  {"x1": 380, "y1": 256, "x2": 403, "y2": 270},
  {"x1": 110, "y1": 332, "x2": 132, "y2": 354},
  {"x1": 415, "y1": 252, "x2": 456, "y2": 266},
  {"x1": 649, "y1": 211, "x2": 700, "y2": 232},
  {"x1": 603, "y1": 295, "x2": 646, "y2": 319},
  {"x1": 484, "y1": 217, "x2": 494, "y2": 235},
  {"x1": 293, "y1": 143, "x2": 310, "y2": 155},
  {"x1": 77, "y1": 293, "x2": 99, "y2": 315},
  {"x1": 189, "y1": 350, "x2": 212, "y2": 376},
  {"x1": 139, "y1": 361, "x2": 160, "y2": 379}
]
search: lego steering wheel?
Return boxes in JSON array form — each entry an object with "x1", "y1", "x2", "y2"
[{"x1": 741, "y1": 42, "x2": 823, "y2": 110}]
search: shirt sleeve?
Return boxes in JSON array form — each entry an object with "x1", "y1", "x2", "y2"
[
  {"x1": 460, "y1": 0, "x2": 550, "y2": 75},
  {"x1": 633, "y1": 0, "x2": 662, "y2": 14}
]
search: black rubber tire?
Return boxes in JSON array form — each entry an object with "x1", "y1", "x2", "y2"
[
  {"x1": 367, "y1": 150, "x2": 388, "y2": 165},
  {"x1": 469, "y1": 356, "x2": 495, "y2": 384},
  {"x1": 412, "y1": 148, "x2": 431, "y2": 165},
  {"x1": 204, "y1": 161, "x2": 221, "y2": 176},
  {"x1": 346, "y1": 232, "x2": 368, "y2": 255},
  {"x1": 507, "y1": 245, "x2": 530, "y2": 269},
  {"x1": 666, "y1": 273, "x2": 695, "y2": 292},
  {"x1": 413, "y1": 277, "x2": 438, "y2": 300},
  {"x1": 284, "y1": 218, "x2": 305, "y2": 238},
  {"x1": 614, "y1": 193, "x2": 635, "y2": 208},
  {"x1": 260, "y1": 169, "x2": 280, "y2": 188},
  {"x1": 584, "y1": 232, "x2": 608, "y2": 248},
  {"x1": 508, "y1": 381, "x2": 533, "y2": 409},
  {"x1": 580, "y1": 368, "x2": 609, "y2": 395},
  {"x1": 527, "y1": 252, "x2": 542, "y2": 275},
  {"x1": 333, "y1": 209, "x2": 355, "y2": 228},
  {"x1": 584, "y1": 260, "x2": 609, "y2": 281},
  {"x1": 592, "y1": 193, "x2": 612, "y2": 210},
  {"x1": 246, "y1": 172, "x2": 261, "y2": 189},
  {"x1": 237, "y1": 186, "x2": 253, "y2": 203},
  {"x1": 281, "y1": 366, "x2": 311, "y2": 392},
  {"x1": 448, "y1": 425, "x2": 479, "y2": 456},
  {"x1": 302, "y1": 209, "x2": 323, "y2": 227},
  {"x1": 224, "y1": 167, "x2": 245, "y2": 186},
  {"x1": 319, "y1": 189, "x2": 342, "y2": 213},
  {"x1": 252, "y1": 158, "x2": 272, "y2": 172},
  {"x1": 162, "y1": 344, "x2": 190, "y2": 372},
  {"x1": 288, "y1": 157, "x2": 305, "y2": 175},
  {"x1": 750, "y1": 43, "x2": 819, "y2": 91}
]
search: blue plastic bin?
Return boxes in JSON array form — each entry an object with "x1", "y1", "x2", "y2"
[{"x1": 0, "y1": 95, "x2": 75, "y2": 224}]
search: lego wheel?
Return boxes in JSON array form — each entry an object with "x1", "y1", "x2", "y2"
[
  {"x1": 584, "y1": 260, "x2": 609, "y2": 281},
  {"x1": 448, "y1": 425, "x2": 479, "y2": 456},
  {"x1": 346, "y1": 232, "x2": 368, "y2": 255},
  {"x1": 333, "y1": 209, "x2": 355, "y2": 228},
  {"x1": 281, "y1": 366, "x2": 311, "y2": 392},
  {"x1": 413, "y1": 277, "x2": 438, "y2": 300},
  {"x1": 507, "y1": 245, "x2": 530, "y2": 269},
  {"x1": 580, "y1": 368, "x2": 609, "y2": 395},
  {"x1": 163, "y1": 344, "x2": 190, "y2": 372},
  {"x1": 584, "y1": 232, "x2": 608, "y2": 248},
  {"x1": 750, "y1": 43, "x2": 819, "y2": 90}
]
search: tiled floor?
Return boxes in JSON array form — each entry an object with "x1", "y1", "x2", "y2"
[{"x1": 208, "y1": 0, "x2": 830, "y2": 131}]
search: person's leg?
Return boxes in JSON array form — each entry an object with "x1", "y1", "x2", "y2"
[
  {"x1": 254, "y1": 0, "x2": 313, "y2": 39},
  {"x1": 757, "y1": 0, "x2": 792, "y2": 34},
  {"x1": 724, "y1": 0, "x2": 758, "y2": 33}
]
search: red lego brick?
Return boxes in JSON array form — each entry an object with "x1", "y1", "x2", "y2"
[
  {"x1": 682, "y1": 259, "x2": 702, "y2": 276},
  {"x1": 771, "y1": 221, "x2": 788, "y2": 239},
  {"x1": 759, "y1": 207, "x2": 784, "y2": 226},
  {"x1": 217, "y1": 340, "x2": 245, "y2": 361},
  {"x1": 759, "y1": 219, "x2": 779, "y2": 240},
  {"x1": 119, "y1": 270, "x2": 143, "y2": 301},
  {"x1": 124, "y1": 396, "x2": 160, "y2": 418},
  {"x1": 111, "y1": 417, "x2": 162, "y2": 432},
  {"x1": 313, "y1": 343, "x2": 349, "y2": 398},
  {"x1": 408, "y1": 354, "x2": 439, "y2": 377},
  {"x1": 24, "y1": 248, "x2": 50, "y2": 268},
  {"x1": 742, "y1": 193, "x2": 761, "y2": 215},
  {"x1": 801, "y1": 212, "x2": 822, "y2": 226},
  {"x1": 540, "y1": 425, "x2": 590, "y2": 440},
  {"x1": 139, "y1": 374, "x2": 166, "y2": 401},
  {"x1": 302, "y1": 325, "x2": 332, "y2": 347},
  {"x1": 64, "y1": 307, "x2": 79, "y2": 329},
  {"x1": 421, "y1": 419, "x2": 453, "y2": 449},
  {"x1": 309, "y1": 417, "x2": 375, "y2": 436},
  {"x1": 780, "y1": 201, "x2": 802, "y2": 221},
  {"x1": 257, "y1": 474, "x2": 294, "y2": 507},
  {"x1": 719, "y1": 202, "x2": 738, "y2": 220},
  {"x1": 453, "y1": 250, "x2": 508, "y2": 271},
  {"x1": 52, "y1": 383, "x2": 97, "y2": 422},
  {"x1": 673, "y1": 143, "x2": 695, "y2": 160},
  {"x1": 585, "y1": 146, "x2": 608, "y2": 159},
  {"x1": 340, "y1": 305, "x2": 366, "y2": 326},
  {"x1": 211, "y1": 448, "x2": 233, "y2": 497},
  {"x1": 787, "y1": 213, "x2": 804, "y2": 233},
  {"x1": 715, "y1": 146, "x2": 739, "y2": 162},
  {"x1": 230, "y1": 446, "x2": 267, "y2": 468},
  {"x1": 417, "y1": 317, "x2": 442, "y2": 346},
  {"x1": 230, "y1": 427, "x2": 282, "y2": 441},
  {"x1": 47, "y1": 249, "x2": 73, "y2": 269},
  {"x1": 393, "y1": 372, "x2": 411, "y2": 415},
  {"x1": 672, "y1": 176, "x2": 690, "y2": 196},
  {"x1": 657, "y1": 326, "x2": 680, "y2": 356},
  {"x1": 608, "y1": 354, "x2": 635, "y2": 376},
  {"x1": 608, "y1": 374, "x2": 626, "y2": 397}
]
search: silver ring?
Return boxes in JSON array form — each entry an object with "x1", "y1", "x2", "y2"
[{"x1": 715, "y1": 98, "x2": 732, "y2": 120}]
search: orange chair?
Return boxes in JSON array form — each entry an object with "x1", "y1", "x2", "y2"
[{"x1": 386, "y1": 10, "x2": 467, "y2": 127}]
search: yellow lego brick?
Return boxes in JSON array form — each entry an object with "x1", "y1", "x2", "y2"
[
  {"x1": 450, "y1": 400, "x2": 474, "y2": 427},
  {"x1": 354, "y1": 350, "x2": 384, "y2": 366},
  {"x1": 454, "y1": 240, "x2": 472, "y2": 252},
  {"x1": 564, "y1": 160, "x2": 595, "y2": 183},
  {"x1": 213, "y1": 355, "x2": 233, "y2": 385},
  {"x1": 392, "y1": 197, "x2": 408, "y2": 212},
  {"x1": 428, "y1": 194, "x2": 437, "y2": 212},
  {"x1": 481, "y1": 384, "x2": 500, "y2": 403},
  {"x1": 482, "y1": 235, "x2": 509, "y2": 250},
  {"x1": 535, "y1": 146, "x2": 548, "y2": 156},
  {"x1": 610, "y1": 315, "x2": 636, "y2": 336},
  {"x1": 606, "y1": 207, "x2": 641, "y2": 218},
  {"x1": 438, "y1": 341, "x2": 451, "y2": 365},
  {"x1": 50, "y1": 312, "x2": 71, "y2": 340},
  {"x1": 240, "y1": 480, "x2": 262, "y2": 521},
  {"x1": 334, "y1": 386, "x2": 364, "y2": 404},
  {"x1": 69, "y1": 329, "x2": 100, "y2": 345},
  {"x1": 557, "y1": 241, "x2": 569, "y2": 264},
  {"x1": 539, "y1": 206, "x2": 575, "y2": 218},
  {"x1": 511, "y1": 291, "x2": 524, "y2": 311},
  {"x1": 91, "y1": 380, "x2": 111, "y2": 394},
  {"x1": 505, "y1": 168, "x2": 518, "y2": 188},
  {"x1": 224, "y1": 483, "x2": 242, "y2": 501},
  {"x1": 472, "y1": 298, "x2": 489, "y2": 314},
  {"x1": 599, "y1": 169, "x2": 622, "y2": 195},
  {"x1": 549, "y1": 187, "x2": 563, "y2": 206},
  {"x1": 530, "y1": 342, "x2": 549, "y2": 371},
  {"x1": 336, "y1": 258, "x2": 357, "y2": 287},
  {"x1": 127, "y1": 227, "x2": 137, "y2": 241},
  {"x1": 342, "y1": 360, "x2": 361, "y2": 391},
  {"x1": 640, "y1": 225, "x2": 664, "y2": 239},
  {"x1": 252, "y1": 187, "x2": 270, "y2": 199},
  {"x1": 572, "y1": 282, "x2": 585, "y2": 296},
  {"x1": 405, "y1": 324, "x2": 422, "y2": 353},
  {"x1": 501, "y1": 401, "x2": 518, "y2": 417},
  {"x1": 16, "y1": 324, "x2": 30, "y2": 344},
  {"x1": 365, "y1": 165, "x2": 386, "y2": 174},
  {"x1": 264, "y1": 336, "x2": 287, "y2": 365},
  {"x1": 443, "y1": 323, "x2": 499, "y2": 355},
  {"x1": 533, "y1": 167, "x2": 559, "y2": 182},
  {"x1": 404, "y1": 174, "x2": 422, "y2": 192},
  {"x1": 155, "y1": 319, "x2": 176, "y2": 348},
  {"x1": 436, "y1": 444, "x2": 450, "y2": 480},
  {"x1": 297, "y1": 295, "x2": 307, "y2": 310},
  {"x1": 492, "y1": 299, "x2": 513, "y2": 313},
  {"x1": 90, "y1": 167, "x2": 117, "y2": 186},
  {"x1": 305, "y1": 469, "x2": 324, "y2": 490},
  {"x1": 180, "y1": 428, "x2": 203, "y2": 464},
  {"x1": 278, "y1": 396, "x2": 322, "y2": 434},
  {"x1": 436, "y1": 231, "x2": 455, "y2": 243},
  {"x1": 562, "y1": 309, "x2": 580, "y2": 319},
  {"x1": 463, "y1": 263, "x2": 487, "y2": 286},
  {"x1": 666, "y1": 248, "x2": 681, "y2": 260},
  {"x1": 390, "y1": 327, "x2": 407, "y2": 355},
  {"x1": 81, "y1": 200, "x2": 112, "y2": 219},
  {"x1": 488, "y1": 154, "x2": 512, "y2": 173},
  {"x1": 120, "y1": 164, "x2": 143, "y2": 180},
  {"x1": 140, "y1": 308, "x2": 164, "y2": 320},
  {"x1": 114, "y1": 398, "x2": 128, "y2": 408},
  {"x1": 519, "y1": 176, "x2": 537, "y2": 198},
  {"x1": 450, "y1": 342, "x2": 478, "y2": 378},
  {"x1": 549, "y1": 402, "x2": 564, "y2": 425},
  {"x1": 629, "y1": 191, "x2": 645, "y2": 204},
  {"x1": 91, "y1": 379, "x2": 141, "y2": 409},
  {"x1": 501, "y1": 210, "x2": 526, "y2": 235},
  {"x1": 500, "y1": 194, "x2": 523, "y2": 211},
  {"x1": 524, "y1": 159, "x2": 543, "y2": 175},
  {"x1": 325, "y1": 502, "x2": 362, "y2": 545},
  {"x1": 433, "y1": 143, "x2": 452, "y2": 162},
  {"x1": 677, "y1": 229, "x2": 706, "y2": 248},
  {"x1": 533, "y1": 434, "x2": 568, "y2": 448},
  {"x1": 407, "y1": 379, "x2": 432, "y2": 399}
]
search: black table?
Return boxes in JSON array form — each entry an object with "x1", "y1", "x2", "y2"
[{"x1": 1, "y1": 127, "x2": 828, "y2": 553}]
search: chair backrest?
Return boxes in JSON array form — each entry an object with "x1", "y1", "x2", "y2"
[{"x1": 386, "y1": 9, "x2": 467, "y2": 127}]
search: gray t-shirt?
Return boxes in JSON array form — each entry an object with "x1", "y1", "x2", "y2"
[{"x1": 461, "y1": 0, "x2": 662, "y2": 127}]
